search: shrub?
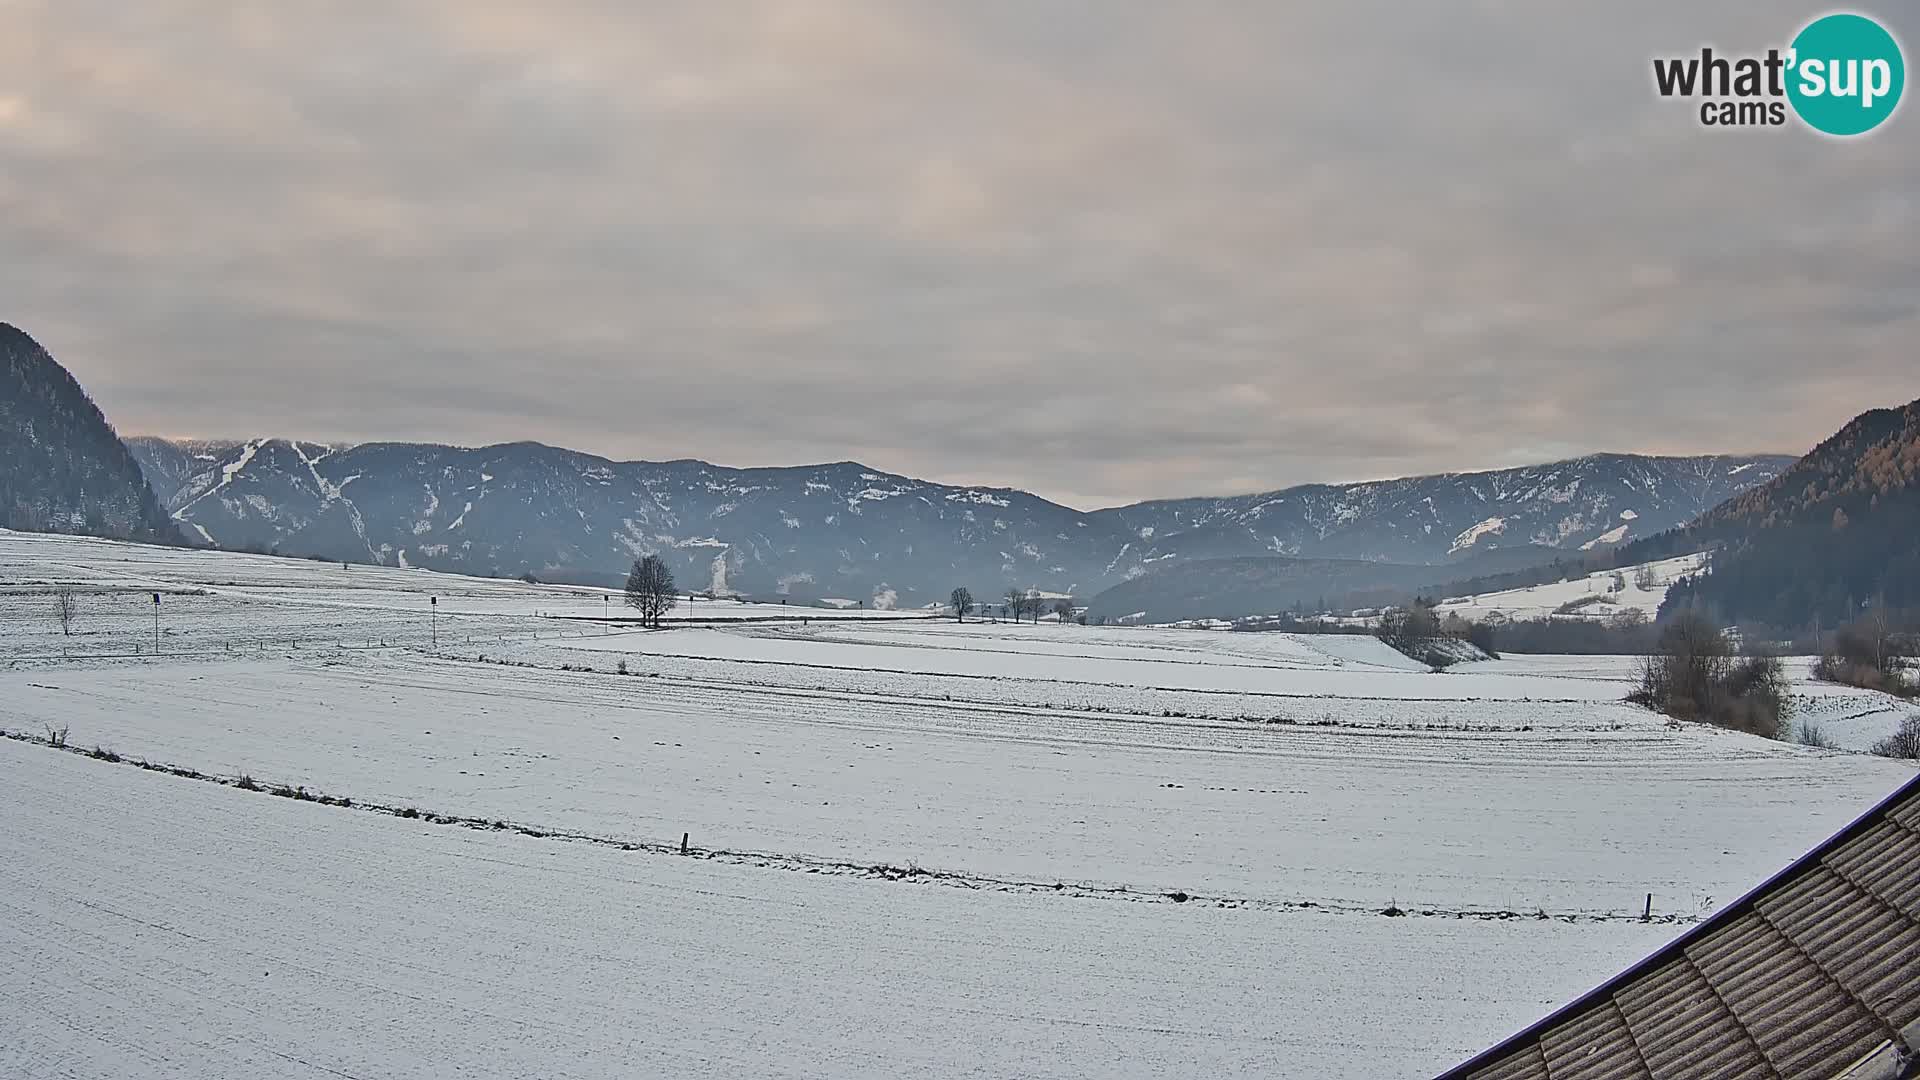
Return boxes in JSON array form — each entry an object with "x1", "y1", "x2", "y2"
[
  {"x1": 1465, "y1": 620, "x2": 1500, "y2": 659},
  {"x1": 235, "y1": 774, "x2": 260, "y2": 791},
  {"x1": 1871, "y1": 715, "x2": 1920, "y2": 759},
  {"x1": 1813, "y1": 652, "x2": 1916, "y2": 697},
  {"x1": 1377, "y1": 598, "x2": 1440, "y2": 659},
  {"x1": 1795, "y1": 721, "x2": 1840, "y2": 750},
  {"x1": 1630, "y1": 614, "x2": 1787, "y2": 740},
  {"x1": 1813, "y1": 614, "x2": 1918, "y2": 698},
  {"x1": 88, "y1": 746, "x2": 121, "y2": 763}
]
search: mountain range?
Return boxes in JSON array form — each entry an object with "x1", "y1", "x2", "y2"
[
  {"x1": 124, "y1": 433, "x2": 1790, "y2": 609},
  {"x1": 0, "y1": 321, "x2": 1812, "y2": 617}
]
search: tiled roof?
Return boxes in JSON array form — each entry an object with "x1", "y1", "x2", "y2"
[{"x1": 1436, "y1": 772, "x2": 1920, "y2": 1080}]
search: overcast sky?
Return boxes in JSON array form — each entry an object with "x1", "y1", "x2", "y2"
[{"x1": 4, "y1": 2, "x2": 1915, "y2": 508}]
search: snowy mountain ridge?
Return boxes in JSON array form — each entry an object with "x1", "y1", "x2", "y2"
[{"x1": 125, "y1": 436, "x2": 1791, "y2": 606}]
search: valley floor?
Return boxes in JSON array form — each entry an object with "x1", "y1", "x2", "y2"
[
  {"x1": 1, "y1": 739, "x2": 1676, "y2": 1080},
  {"x1": 1, "y1": 529, "x2": 1914, "y2": 1078}
]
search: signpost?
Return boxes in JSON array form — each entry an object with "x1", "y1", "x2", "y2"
[
  {"x1": 430, "y1": 595, "x2": 438, "y2": 651},
  {"x1": 151, "y1": 593, "x2": 161, "y2": 654}
]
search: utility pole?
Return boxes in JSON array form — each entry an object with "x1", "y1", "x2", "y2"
[{"x1": 604, "y1": 594, "x2": 610, "y2": 635}]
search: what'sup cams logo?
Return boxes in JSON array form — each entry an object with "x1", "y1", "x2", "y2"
[{"x1": 1653, "y1": 12, "x2": 1905, "y2": 135}]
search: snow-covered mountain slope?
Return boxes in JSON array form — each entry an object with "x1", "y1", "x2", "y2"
[
  {"x1": 1435, "y1": 552, "x2": 1709, "y2": 623},
  {"x1": 124, "y1": 438, "x2": 1789, "y2": 607},
  {"x1": 1093, "y1": 453, "x2": 1791, "y2": 565},
  {"x1": 126, "y1": 438, "x2": 1103, "y2": 605}
]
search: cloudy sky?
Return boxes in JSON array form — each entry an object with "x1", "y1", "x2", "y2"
[{"x1": 3, "y1": 2, "x2": 1915, "y2": 508}]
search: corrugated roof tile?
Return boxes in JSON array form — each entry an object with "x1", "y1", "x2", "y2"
[
  {"x1": 1760, "y1": 867, "x2": 1920, "y2": 1029},
  {"x1": 1538, "y1": 1000, "x2": 1651, "y2": 1080},
  {"x1": 1461, "y1": 1042, "x2": 1552, "y2": 1080},
  {"x1": 1824, "y1": 820, "x2": 1920, "y2": 919},
  {"x1": 1614, "y1": 958, "x2": 1773, "y2": 1080},
  {"x1": 1687, "y1": 913, "x2": 1889, "y2": 1077},
  {"x1": 1434, "y1": 777, "x2": 1920, "y2": 1080}
]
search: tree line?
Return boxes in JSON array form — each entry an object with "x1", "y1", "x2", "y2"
[{"x1": 949, "y1": 586, "x2": 1076, "y2": 624}]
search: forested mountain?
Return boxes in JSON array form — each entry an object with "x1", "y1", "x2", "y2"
[
  {"x1": 126, "y1": 434, "x2": 1786, "y2": 609},
  {"x1": 1661, "y1": 397, "x2": 1920, "y2": 629},
  {"x1": 1092, "y1": 453, "x2": 1790, "y2": 563},
  {"x1": 0, "y1": 324, "x2": 174, "y2": 541}
]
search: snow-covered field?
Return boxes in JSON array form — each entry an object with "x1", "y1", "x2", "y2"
[
  {"x1": 1478, "y1": 652, "x2": 1918, "y2": 753},
  {"x1": 0, "y1": 529, "x2": 932, "y2": 658},
  {"x1": 0, "y1": 739, "x2": 1676, "y2": 1080},
  {"x1": 1437, "y1": 552, "x2": 1707, "y2": 622},
  {"x1": 2, "y1": 530, "x2": 1915, "y2": 1079}
]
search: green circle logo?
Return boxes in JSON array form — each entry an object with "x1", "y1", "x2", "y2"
[{"x1": 1787, "y1": 13, "x2": 1905, "y2": 136}]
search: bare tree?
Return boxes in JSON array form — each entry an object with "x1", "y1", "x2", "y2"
[
  {"x1": 1377, "y1": 596, "x2": 1440, "y2": 657},
  {"x1": 1863, "y1": 602, "x2": 1894, "y2": 674},
  {"x1": 1005, "y1": 588, "x2": 1025, "y2": 624},
  {"x1": 949, "y1": 587, "x2": 974, "y2": 622},
  {"x1": 55, "y1": 590, "x2": 77, "y2": 636},
  {"x1": 624, "y1": 555, "x2": 678, "y2": 628},
  {"x1": 1872, "y1": 714, "x2": 1920, "y2": 759},
  {"x1": 1052, "y1": 598, "x2": 1074, "y2": 624},
  {"x1": 1633, "y1": 564, "x2": 1658, "y2": 590},
  {"x1": 1642, "y1": 610, "x2": 1730, "y2": 718}
]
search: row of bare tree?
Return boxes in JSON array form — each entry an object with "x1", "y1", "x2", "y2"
[{"x1": 948, "y1": 587, "x2": 1075, "y2": 624}]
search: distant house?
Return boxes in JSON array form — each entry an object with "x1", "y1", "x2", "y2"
[{"x1": 1436, "y1": 772, "x2": 1920, "y2": 1080}]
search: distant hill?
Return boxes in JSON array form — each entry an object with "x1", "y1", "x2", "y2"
[
  {"x1": 125, "y1": 435, "x2": 1790, "y2": 607},
  {"x1": 1660, "y1": 397, "x2": 1920, "y2": 629},
  {"x1": 125, "y1": 437, "x2": 1099, "y2": 604},
  {"x1": 0, "y1": 324, "x2": 174, "y2": 542},
  {"x1": 1091, "y1": 453, "x2": 1792, "y2": 564},
  {"x1": 1082, "y1": 547, "x2": 1566, "y2": 624}
]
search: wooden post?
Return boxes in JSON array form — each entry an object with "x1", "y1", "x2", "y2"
[
  {"x1": 1643, "y1": 893, "x2": 1652, "y2": 921},
  {"x1": 680, "y1": 832, "x2": 689, "y2": 855}
]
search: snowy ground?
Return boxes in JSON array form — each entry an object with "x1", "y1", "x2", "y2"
[
  {"x1": 1436, "y1": 552, "x2": 1707, "y2": 622},
  {"x1": 12, "y1": 651, "x2": 1909, "y2": 914},
  {"x1": 0, "y1": 529, "x2": 932, "y2": 659},
  {"x1": 1478, "y1": 652, "x2": 1918, "y2": 753},
  {"x1": 2, "y1": 530, "x2": 1915, "y2": 1079},
  {"x1": 0, "y1": 740, "x2": 1678, "y2": 1080}
]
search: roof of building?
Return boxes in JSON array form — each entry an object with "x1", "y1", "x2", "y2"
[{"x1": 1435, "y1": 770, "x2": 1920, "y2": 1080}]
